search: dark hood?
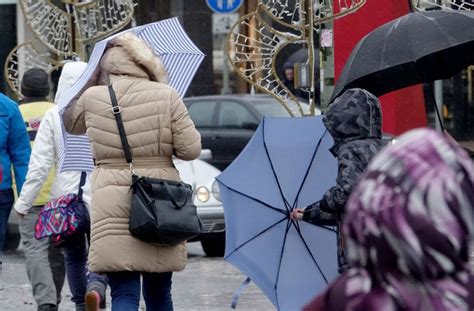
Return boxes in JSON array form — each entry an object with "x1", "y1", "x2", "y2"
[{"x1": 323, "y1": 88, "x2": 382, "y2": 144}]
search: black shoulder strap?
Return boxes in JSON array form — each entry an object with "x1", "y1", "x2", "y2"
[
  {"x1": 77, "y1": 171, "x2": 87, "y2": 202},
  {"x1": 108, "y1": 85, "x2": 133, "y2": 164}
]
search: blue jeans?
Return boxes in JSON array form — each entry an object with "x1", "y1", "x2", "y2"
[
  {"x1": 0, "y1": 188, "x2": 14, "y2": 257},
  {"x1": 107, "y1": 271, "x2": 173, "y2": 311},
  {"x1": 63, "y1": 235, "x2": 107, "y2": 309}
]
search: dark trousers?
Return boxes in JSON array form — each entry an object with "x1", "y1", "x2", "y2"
[
  {"x1": 107, "y1": 271, "x2": 173, "y2": 311},
  {"x1": 0, "y1": 188, "x2": 14, "y2": 256},
  {"x1": 63, "y1": 235, "x2": 107, "y2": 310}
]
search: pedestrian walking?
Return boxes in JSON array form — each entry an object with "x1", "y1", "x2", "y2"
[
  {"x1": 291, "y1": 88, "x2": 386, "y2": 271},
  {"x1": 282, "y1": 61, "x2": 307, "y2": 100},
  {"x1": 303, "y1": 128, "x2": 473, "y2": 311},
  {"x1": 14, "y1": 68, "x2": 66, "y2": 311},
  {"x1": 63, "y1": 32, "x2": 201, "y2": 311},
  {"x1": 14, "y1": 62, "x2": 108, "y2": 311},
  {"x1": 0, "y1": 91, "x2": 30, "y2": 267}
]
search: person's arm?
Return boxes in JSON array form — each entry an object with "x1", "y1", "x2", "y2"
[
  {"x1": 8, "y1": 104, "x2": 31, "y2": 194},
  {"x1": 14, "y1": 110, "x2": 56, "y2": 215},
  {"x1": 318, "y1": 147, "x2": 359, "y2": 214},
  {"x1": 63, "y1": 95, "x2": 87, "y2": 135},
  {"x1": 170, "y1": 90, "x2": 201, "y2": 161}
]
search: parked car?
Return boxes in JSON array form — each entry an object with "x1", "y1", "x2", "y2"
[
  {"x1": 174, "y1": 153, "x2": 225, "y2": 257},
  {"x1": 184, "y1": 94, "x2": 320, "y2": 171},
  {"x1": 5, "y1": 151, "x2": 226, "y2": 257}
]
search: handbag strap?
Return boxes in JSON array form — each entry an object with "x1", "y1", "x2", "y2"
[
  {"x1": 162, "y1": 181, "x2": 188, "y2": 209},
  {"x1": 77, "y1": 171, "x2": 87, "y2": 202},
  {"x1": 108, "y1": 85, "x2": 135, "y2": 174}
]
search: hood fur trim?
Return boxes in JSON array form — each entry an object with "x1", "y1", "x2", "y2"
[{"x1": 110, "y1": 32, "x2": 168, "y2": 84}]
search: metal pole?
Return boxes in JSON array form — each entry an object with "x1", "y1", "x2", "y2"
[
  {"x1": 434, "y1": 80, "x2": 444, "y2": 132},
  {"x1": 221, "y1": 34, "x2": 231, "y2": 94},
  {"x1": 307, "y1": 0, "x2": 316, "y2": 115}
]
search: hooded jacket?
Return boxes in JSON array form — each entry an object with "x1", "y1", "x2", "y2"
[
  {"x1": 14, "y1": 62, "x2": 92, "y2": 215},
  {"x1": 18, "y1": 97, "x2": 55, "y2": 206},
  {"x1": 0, "y1": 93, "x2": 30, "y2": 193},
  {"x1": 305, "y1": 88, "x2": 385, "y2": 219},
  {"x1": 63, "y1": 33, "x2": 201, "y2": 273}
]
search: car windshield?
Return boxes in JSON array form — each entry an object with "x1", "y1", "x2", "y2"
[{"x1": 251, "y1": 99, "x2": 291, "y2": 117}]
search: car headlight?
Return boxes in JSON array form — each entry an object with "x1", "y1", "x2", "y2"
[
  {"x1": 212, "y1": 180, "x2": 221, "y2": 202},
  {"x1": 196, "y1": 186, "x2": 210, "y2": 203}
]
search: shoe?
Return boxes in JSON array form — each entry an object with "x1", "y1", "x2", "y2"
[
  {"x1": 99, "y1": 293, "x2": 106, "y2": 310},
  {"x1": 37, "y1": 304, "x2": 57, "y2": 311},
  {"x1": 85, "y1": 290, "x2": 101, "y2": 311}
]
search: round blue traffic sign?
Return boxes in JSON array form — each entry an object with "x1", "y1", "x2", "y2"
[{"x1": 206, "y1": 0, "x2": 243, "y2": 14}]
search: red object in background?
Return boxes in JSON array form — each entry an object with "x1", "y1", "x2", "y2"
[{"x1": 333, "y1": 0, "x2": 427, "y2": 135}]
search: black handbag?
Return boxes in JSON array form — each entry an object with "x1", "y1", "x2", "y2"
[{"x1": 108, "y1": 85, "x2": 202, "y2": 246}]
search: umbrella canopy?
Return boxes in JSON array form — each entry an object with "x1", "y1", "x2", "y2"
[
  {"x1": 331, "y1": 10, "x2": 474, "y2": 101},
  {"x1": 57, "y1": 17, "x2": 204, "y2": 172},
  {"x1": 217, "y1": 116, "x2": 339, "y2": 310}
]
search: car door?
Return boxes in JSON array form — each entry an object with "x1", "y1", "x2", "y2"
[
  {"x1": 185, "y1": 100, "x2": 220, "y2": 166},
  {"x1": 214, "y1": 100, "x2": 259, "y2": 170}
]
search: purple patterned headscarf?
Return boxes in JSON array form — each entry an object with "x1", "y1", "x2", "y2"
[{"x1": 329, "y1": 129, "x2": 473, "y2": 310}]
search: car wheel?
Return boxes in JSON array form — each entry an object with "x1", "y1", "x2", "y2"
[
  {"x1": 201, "y1": 233, "x2": 225, "y2": 257},
  {"x1": 3, "y1": 229, "x2": 21, "y2": 251}
]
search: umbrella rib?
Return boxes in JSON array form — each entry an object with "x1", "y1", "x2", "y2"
[
  {"x1": 292, "y1": 130, "x2": 328, "y2": 209},
  {"x1": 292, "y1": 222, "x2": 329, "y2": 284},
  {"x1": 220, "y1": 183, "x2": 288, "y2": 216},
  {"x1": 274, "y1": 219, "x2": 292, "y2": 311},
  {"x1": 261, "y1": 118, "x2": 292, "y2": 212},
  {"x1": 224, "y1": 217, "x2": 287, "y2": 260}
]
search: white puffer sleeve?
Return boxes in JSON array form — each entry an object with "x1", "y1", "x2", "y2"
[{"x1": 14, "y1": 109, "x2": 56, "y2": 215}]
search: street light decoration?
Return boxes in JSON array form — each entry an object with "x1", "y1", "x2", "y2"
[
  {"x1": 5, "y1": 0, "x2": 134, "y2": 96},
  {"x1": 4, "y1": 41, "x2": 63, "y2": 94},
  {"x1": 229, "y1": 0, "x2": 366, "y2": 116},
  {"x1": 19, "y1": 0, "x2": 74, "y2": 56},
  {"x1": 69, "y1": 0, "x2": 135, "y2": 44},
  {"x1": 412, "y1": 0, "x2": 474, "y2": 10}
]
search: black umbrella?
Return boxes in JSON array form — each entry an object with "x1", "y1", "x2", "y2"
[{"x1": 331, "y1": 10, "x2": 474, "y2": 107}]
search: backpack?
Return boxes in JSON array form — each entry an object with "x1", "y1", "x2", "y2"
[{"x1": 34, "y1": 172, "x2": 90, "y2": 247}]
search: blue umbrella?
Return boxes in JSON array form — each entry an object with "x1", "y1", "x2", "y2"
[
  {"x1": 57, "y1": 17, "x2": 204, "y2": 172},
  {"x1": 217, "y1": 116, "x2": 339, "y2": 311}
]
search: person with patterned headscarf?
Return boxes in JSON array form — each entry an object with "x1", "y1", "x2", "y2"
[{"x1": 303, "y1": 128, "x2": 473, "y2": 311}]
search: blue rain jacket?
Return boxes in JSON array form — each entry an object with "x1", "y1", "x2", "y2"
[{"x1": 0, "y1": 93, "x2": 31, "y2": 194}]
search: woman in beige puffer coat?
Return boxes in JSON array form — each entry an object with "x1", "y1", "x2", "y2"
[{"x1": 63, "y1": 33, "x2": 201, "y2": 311}]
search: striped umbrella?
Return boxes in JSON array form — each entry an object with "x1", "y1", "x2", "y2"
[{"x1": 57, "y1": 17, "x2": 205, "y2": 172}]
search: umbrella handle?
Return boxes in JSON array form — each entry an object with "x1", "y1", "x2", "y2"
[
  {"x1": 428, "y1": 83, "x2": 446, "y2": 133},
  {"x1": 231, "y1": 277, "x2": 252, "y2": 309}
]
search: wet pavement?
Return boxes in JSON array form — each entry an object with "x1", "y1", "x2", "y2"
[
  {"x1": 0, "y1": 242, "x2": 274, "y2": 311},
  {"x1": 3, "y1": 242, "x2": 472, "y2": 310}
]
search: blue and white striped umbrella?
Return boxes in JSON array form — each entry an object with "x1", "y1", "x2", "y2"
[{"x1": 57, "y1": 17, "x2": 205, "y2": 172}]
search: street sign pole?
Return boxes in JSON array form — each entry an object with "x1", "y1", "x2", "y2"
[
  {"x1": 209, "y1": 0, "x2": 242, "y2": 95},
  {"x1": 221, "y1": 33, "x2": 231, "y2": 94}
]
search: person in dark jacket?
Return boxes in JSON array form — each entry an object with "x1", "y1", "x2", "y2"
[
  {"x1": 291, "y1": 88, "x2": 386, "y2": 270},
  {"x1": 282, "y1": 61, "x2": 308, "y2": 101}
]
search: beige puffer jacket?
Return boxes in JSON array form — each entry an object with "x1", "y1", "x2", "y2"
[{"x1": 63, "y1": 33, "x2": 201, "y2": 273}]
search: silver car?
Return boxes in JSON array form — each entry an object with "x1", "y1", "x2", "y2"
[{"x1": 174, "y1": 151, "x2": 225, "y2": 257}]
